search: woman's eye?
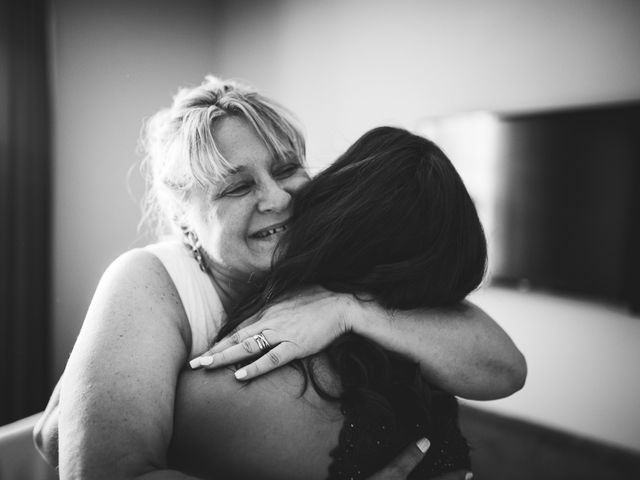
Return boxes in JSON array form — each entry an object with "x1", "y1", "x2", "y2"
[
  {"x1": 275, "y1": 163, "x2": 301, "y2": 179},
  {"x1": 221, "y1": 182, "x2": 253, "y2": 197}
]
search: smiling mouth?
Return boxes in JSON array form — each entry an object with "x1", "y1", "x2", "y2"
[{"x1": 250, "y1": 223, "x2": 288, "y2": 239}]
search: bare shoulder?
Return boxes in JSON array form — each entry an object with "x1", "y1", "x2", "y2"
[
  {"x1": 66, "y1": 246, "x2": 192, "y2": 375},
  {"x1": 100, "y1": 248, "x2": 179, "y2": 297},
  {"x1": 171, "y1": 356, "x2": 342, "y2": 480},
  {"x1": 88, "y1": 248, "x2": 190, "y2": 345}
]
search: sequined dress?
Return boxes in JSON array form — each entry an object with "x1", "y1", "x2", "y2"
[{"x1": 325, "y1": 346, "x2": 471, "y2": 480}]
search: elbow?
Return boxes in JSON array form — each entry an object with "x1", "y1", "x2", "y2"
[
  {"x1": 472, "y1": 350, "x2": 527, "y2": 401},
  {"x1": 501, "y1": 350, "x2": 528, "y2": 397}
]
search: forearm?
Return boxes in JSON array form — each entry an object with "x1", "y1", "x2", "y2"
[{"x1": 348, "y1": 299, "x2": 527, "y2": 400}]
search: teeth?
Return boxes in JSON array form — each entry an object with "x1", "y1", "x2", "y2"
[{"x1": 254, "y1": 224, "x2": 287, "y2": 239}]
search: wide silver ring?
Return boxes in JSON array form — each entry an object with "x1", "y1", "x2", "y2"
[{"x1": 253, "y1": 332, "x2": 271, "y2": 352}]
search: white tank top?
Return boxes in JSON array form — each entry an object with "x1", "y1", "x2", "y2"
[{"x1": 144, "y1": 241, "x2": 226, "y2": 358}]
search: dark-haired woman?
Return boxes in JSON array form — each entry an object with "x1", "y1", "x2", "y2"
[{"x1": 170, "y1": 126, "x2": 499, "y2": 479}]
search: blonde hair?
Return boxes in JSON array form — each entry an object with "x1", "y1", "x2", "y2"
[{"x1": 139, "y1": 75, "x2": 306, "y2": 237}]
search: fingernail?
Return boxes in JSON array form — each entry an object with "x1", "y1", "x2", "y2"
[
  {"x1": 199, "y1": 356, "x2": 214, "y2": 367},
  {"x1": 189, "y1": 358, "x2": 201, "y2": 369},
  {"x1": 465, "y1": 473, "x2": 474, "y2": 480},
  {"x1": 416, "y1": 437, "x2": 430, "y2": 453},
  {"x1": 234, "y1": 368, "x2": 247, "y2": 380}
]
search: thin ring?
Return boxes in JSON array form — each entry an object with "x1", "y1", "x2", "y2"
[{"x1": 253, "y1": 332, "x2": 271, "y2": 352}]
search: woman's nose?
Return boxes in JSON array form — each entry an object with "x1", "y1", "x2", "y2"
[{"x1": 257, "y1": 180, "x2": 292, "y2": 213}]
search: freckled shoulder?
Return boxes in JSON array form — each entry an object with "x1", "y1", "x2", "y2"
[{"x1": 95, "y1": 248, "x2": 192, "y2": 349}]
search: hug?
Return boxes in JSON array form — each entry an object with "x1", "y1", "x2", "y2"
[{"x1": 35, "y1": 76, "x2": 526, "y2": 479}]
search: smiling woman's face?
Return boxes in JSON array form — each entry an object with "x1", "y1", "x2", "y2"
[{"x1": 188, "y1": 115, "x2": 310, "y2": 277}]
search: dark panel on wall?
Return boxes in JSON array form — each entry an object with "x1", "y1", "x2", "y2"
[{"x1": 492, "y1": 104, "x2": 640, "y2": 309}]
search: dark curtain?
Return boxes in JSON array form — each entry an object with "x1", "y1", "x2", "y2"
[
  {"x1": 0, "y1": 0, "x2": 51, "y2": 424},
  {"x1": 626, "y1": 148, "x2": 640, "y2": 314}
]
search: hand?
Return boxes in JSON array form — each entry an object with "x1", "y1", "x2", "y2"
[
  {"x1": 367, "y1": 438, "x2": 472, "y2": 480},
  {"x1": 190, "y1": 286, "x2": 354, "y2": 380},
  {"x1": 366, "y1": 438, "x2": 471, "y2": 480},
  {"x1": 367, "y1": 438, "x2": 431, "y2": 479}
]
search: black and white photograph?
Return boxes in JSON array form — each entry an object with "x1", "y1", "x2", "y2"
[{"x1": 1, "y1": 1, "x2": 639, "y2": 479}]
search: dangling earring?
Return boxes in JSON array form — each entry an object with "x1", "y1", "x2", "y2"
[{"x1": 183, "y1": 228, "x2": 210, "y2": 274}]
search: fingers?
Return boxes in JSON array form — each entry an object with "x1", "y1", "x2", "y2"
[
  {"x1": 202, "y1": 334, "x2": 238, "y2": 357},
  {"x1": 190, "y1": 330, "x2": 278, "y2": 370},
  {"x1": 233, "y1": 342, "x2": 297, "y2": 381},
  {"x1": 206, "y1": 322, "x2": 263, "y2": 356},
  {"x1": 367, "y1": 438, "x2": 430, "y2": 479}
]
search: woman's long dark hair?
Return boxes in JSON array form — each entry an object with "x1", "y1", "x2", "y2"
[
  {"x1": 216, "y1": 126, "x2": 487, "y2": 475},
  {"x1": 220, "y1": 125, "x2": 486, "y2": 329}
]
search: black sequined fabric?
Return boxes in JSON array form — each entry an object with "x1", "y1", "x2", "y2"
[{"x1": 326, "y1": 366, "x2": 470, "y2": 480}]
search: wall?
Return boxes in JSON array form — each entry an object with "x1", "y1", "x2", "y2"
[
  {"x1": 467, "y1": 287, "x2": 640, "y2": 454},
  {"x1": 216, "y1": 0, "x2": 640, "y2": 172},
  {"x1": 51, "y1": 0, "x2": 640, "y2": 453},
  {"x1": 50, "y1": 0, "x2": 226, "y2": 377}
]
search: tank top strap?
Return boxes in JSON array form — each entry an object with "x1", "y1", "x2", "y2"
[{"x1": 144, "y1": 241, "x2": 226, "y2": 358}]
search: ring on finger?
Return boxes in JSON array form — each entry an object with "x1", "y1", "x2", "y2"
[{"x1": 252, "y1": 332, "x2": 271, "y2": 352}]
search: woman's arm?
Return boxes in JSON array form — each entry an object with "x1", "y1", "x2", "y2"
[
  {"x1": 57, "y1": 249, "x2": 198, "y2": 480},
  {"x1": 347, "y1": 298, "x2": 526, "y2": 400},
  {"x1": 194, "y1": 288, "x2": 526, "y2": 400}
]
